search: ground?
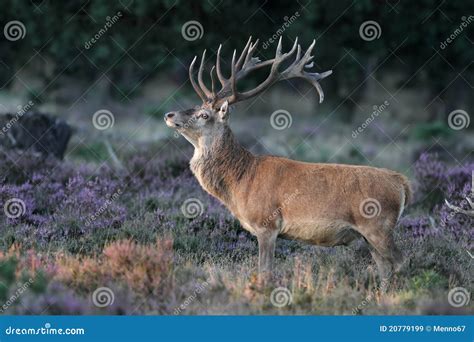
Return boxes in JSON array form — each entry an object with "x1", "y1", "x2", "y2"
[{"x1": 0, "y1": 81, "x2": 472, "y2": 315}]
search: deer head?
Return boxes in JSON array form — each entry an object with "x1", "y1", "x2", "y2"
[{"x1": 164, "y1": 37, "x2": 332, "y2": 146}]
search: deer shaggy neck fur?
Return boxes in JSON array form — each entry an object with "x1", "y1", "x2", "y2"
[{"x1": 190, "y1": 125, "x2": 256, "y2": 203}]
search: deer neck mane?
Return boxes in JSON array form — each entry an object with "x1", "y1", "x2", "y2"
[{"x1": 190, "y1": 125, "x2": 256, "y2": 203}]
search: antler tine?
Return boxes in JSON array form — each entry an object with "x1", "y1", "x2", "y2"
[
  {"x1": 291, "y1": 37, "x2": 299, "y2": 55},
  {"x1": 298, "y1": 39, "x2": 316, "y2": 67},
  {"x1": 216, "y1": 44, "x2": 227, "y2": 87},
  {"x1": 243, "y1": 39, "x2": 259, "y2": 67},
  {"x1": 213, "y1": 37, "x2": 332, "y2": 106},
  {"x1": 210, "y1": 65, "x2": 217, "y2": 99},
  {"x1": 198, "y1": 50, "x2": 212, "y2": 100},
  {"x1": 283, "y1": 37, "x2": 299, "y2": 65},
  {"x1": 275, "y1": 36, "x2": 283, "y2": 58},
  {"x1": 189, "y1": 56, "x2": 207, "y2": 102},
  {"x1": 295, "y1": 44, "x2": 302, "y2": 62},
  {"x1": 307, "y1": 74, "x2": 326, "y2": 103},
  {"x1": 229, "y1": 50, "x2": 238, "y2": 103},
  {"x1": 236, "y1": 37, "x2": 253, "y2": 71},
  {"x1": 236, "y1": 37, "x2": 297, "y2": 99},
  {"x1": 278, "y1": 39, "x2": 332, "y2": 103}
]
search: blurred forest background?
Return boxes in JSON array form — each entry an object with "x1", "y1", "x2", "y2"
[
  {"x1": 1, "y1": 1, "x2": 473, "y2": 120},
  {"x1": 0, "y1": 0, "x2": 472, "y2": 315}
]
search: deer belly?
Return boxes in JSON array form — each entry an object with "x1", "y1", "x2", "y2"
[{"x1": 280, "y1": 219, "x2": 360, "y2": 246}]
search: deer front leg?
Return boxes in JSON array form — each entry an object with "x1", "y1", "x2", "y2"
[{"x1": 257, "y1": 230, "x2": 278, "y2": 284}]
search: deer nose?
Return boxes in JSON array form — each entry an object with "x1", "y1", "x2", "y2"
[{"x1": 165, "y1": 112, "x2": 175, "y2": 120}]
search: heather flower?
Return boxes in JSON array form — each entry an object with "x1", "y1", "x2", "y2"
[{"x1": 413, "y1": 153, "x2": 447, "y2": 194}]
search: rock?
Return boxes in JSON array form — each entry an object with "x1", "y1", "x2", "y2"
[{"x1": 0, "y1": 112, "x2": 73, "y2": 159}]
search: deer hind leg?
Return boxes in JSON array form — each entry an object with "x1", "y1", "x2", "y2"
[
  {"x1": 256, "y1": 230, "x2": 279, "y2": 284},
  {"x1": 366, "y1": 242, "x2": 395, "y2": 284},
  {"x1": 358, "y1": 221, "x2": 403, "y2": 284}
]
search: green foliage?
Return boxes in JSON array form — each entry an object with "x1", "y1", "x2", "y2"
[
  {"x1": 408, "y1": 270, "x2": 448, "y2": 293},
  {"x1": 411, "y1": 122, "x2": 453, "y2": 140},
  {"x1": 0, "y1": 256, "x2": 47, "y2": 305},
  {"x1": 69, "y1": 141, "x2": 109, "y2": 163},
  {"x1": 28, "y1": 271, "x2": 48, "y2": 294},
  {"x1": 0, "y1": 257, "x2": 17, "y2": 301}
]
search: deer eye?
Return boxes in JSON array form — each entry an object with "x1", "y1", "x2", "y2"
[{"x1": 201, "y1": 113, "x2": 209, "y2": 120}]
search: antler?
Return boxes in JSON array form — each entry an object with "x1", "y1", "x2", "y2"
[
  {"x1": 445, "y1": 196, "x2": 474, "y2": 217},
  {"x1": 188, "y1": 36, "x2": 332, "y2": 106}
]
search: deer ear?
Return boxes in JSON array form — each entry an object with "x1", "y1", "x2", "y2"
[{"x1": 218, "y1": 101, "x2": 229, "y2": 120}]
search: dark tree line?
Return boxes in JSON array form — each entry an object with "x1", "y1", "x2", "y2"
[{"x1": 0, "y1": 0, "x2": 472, "y2": 113}]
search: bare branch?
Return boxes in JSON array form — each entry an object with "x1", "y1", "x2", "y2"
[{"x1": 445, "y1": 198, "x2": 474, "y2": 217}]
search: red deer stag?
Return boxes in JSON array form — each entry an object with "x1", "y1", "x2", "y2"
[{"x1": 165, "y1": 37, "x2": 411, "y2": 282}]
